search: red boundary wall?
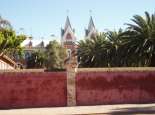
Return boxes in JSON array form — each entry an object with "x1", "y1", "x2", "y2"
[
  {"x1": 0, "y1": 72, "x2": 67, "y2": 109},
  {"x1": 0, "y1": 69, "x2": 155, "y2": 109},
  {"x1": 76, "y1": 71, "x2": 155, "y2": 106}
]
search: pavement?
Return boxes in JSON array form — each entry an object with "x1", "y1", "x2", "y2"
[{"x1": 0, "y1": 104, "x2": 155, "y2": 115}]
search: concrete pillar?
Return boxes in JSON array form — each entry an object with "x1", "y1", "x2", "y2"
[
  {"x1": 66, "y1": 46, "x2": 78, "y2": 106},
  {"x1": 67, "y1": 68, "x2": 76, "y2": 106}
]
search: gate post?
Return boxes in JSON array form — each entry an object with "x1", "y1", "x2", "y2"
[
  {"x1": 66, "y1": 48, "x2": 78, "y2": 106},
  {"x1": 67, "y1": 67, "x2": 77, "y2": 106}
]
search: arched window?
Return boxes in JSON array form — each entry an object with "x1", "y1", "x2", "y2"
[{"x1": 25, "y1": 52, "x2": 30, "y2": 59}]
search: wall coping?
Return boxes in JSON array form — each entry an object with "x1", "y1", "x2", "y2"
[
  {"x1": 1, "y1": 67, "x2": 155, "y2": 73},
  {"x1": 0, "y1": 69, "x2": 45, "y2": 73},
  {"x1": 77, "y1": 67, "x2": 155, "y2": 72}
]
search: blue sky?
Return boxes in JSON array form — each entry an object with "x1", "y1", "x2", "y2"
[{"x1": 0, "y1": 0, "x2": 155, "y2": 42}]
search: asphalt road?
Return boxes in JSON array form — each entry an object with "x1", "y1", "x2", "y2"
[{"x1": 0, "y1": 104, "x2": 155, "y2": 115}]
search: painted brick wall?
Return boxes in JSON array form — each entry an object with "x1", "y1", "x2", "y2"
[
  {"x1": 0, "y1": 72, "x2": 67, "y2": 109},
  {"x1": 76, "y1": 71, "x2": 155, "y2": 106},
  {"x1": 0, "y1": 69, "x2": 155, "y2": 109}
]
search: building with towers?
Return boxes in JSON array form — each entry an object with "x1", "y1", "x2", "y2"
[{"x1": 17, "y1": 15, "x2": 98, "y2": 69}]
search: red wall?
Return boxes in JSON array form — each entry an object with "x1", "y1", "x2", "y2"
[
  {"x1": 1, "y1": 70, "x2": 155, "y2": 109},
  {"x1": 0, "y1": 72, "x2": 67, "y2": 109},
  {"x1": 76, "y1": 71, "x2": 155, "y2": 106}
]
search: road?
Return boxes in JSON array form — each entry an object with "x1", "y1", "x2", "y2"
[{"x1": 0, "y1": 104, "x2": 155, "y2": 115}]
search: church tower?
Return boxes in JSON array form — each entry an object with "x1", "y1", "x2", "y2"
[
  {"x1": 61, "y1": 16, "x2": 78, "y2": 66},
  {"x1": 85, "y1": 16, "x2": 97, "y2": 38},
  {"x1": 61, "y1": 16, "x2": 76, "y2": 52}
]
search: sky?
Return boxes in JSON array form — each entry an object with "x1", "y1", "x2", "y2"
[{"x1": 0, "y1": 0, "x2": 155, "y2": 43}]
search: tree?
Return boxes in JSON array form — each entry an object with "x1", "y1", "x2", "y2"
[
  {"x1": 124, "y1": 12, "x2": 155, "y2": 66},
  {"x1": 78, "y1": 33, "x2": 109, "y2": 67},
  {"x1": 0, "y1": 16, "x2": 26, "y2": 59},
  {"x1": 45, "y1": 40, "x2": 66, "y2": 71},
  {"x1": 106, "y1": 29, "x2": 124, "y2": 67},
  {"x1": 78, "y1": 11, "x2": 155, "y2": 68},
  {"x1": 0, "y1": 16, "x2": 12, "y2": 29},
  {"x1": 0, "y1": 29, "x2": 26, "y2": 58},
  {"x1": 27, "y1": 51, "x2": 46, "y2": 68}
]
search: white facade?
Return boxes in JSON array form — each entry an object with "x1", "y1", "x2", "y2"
[
  {"x1": 62, "y1": 26, "x2": 76, "y2": 45},
  {"x1": 0, "y1": 59, "x2": 14, "y2": 70},
  {"x1": 61, "y1": 16, "x2": 76, "y2": 48}
]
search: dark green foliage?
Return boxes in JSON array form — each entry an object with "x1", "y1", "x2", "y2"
[
  {"x1": 45, "y1": 40, "x2": 66, "y2": 71},
  {"x1": 78, "y1": 12, "x2": 155, "y2": 67},
  {"x1": 0, "y1": 16, "x2": 26, "y2": 60},
  {"x1": 26, "y1": 40, "x2": 66, "y2": 70},
  {"x1": 0, "y1": 29, "x2": 26, "y2": 59},
  {"x1": 27, "y1": 51, "x2": 46, "y2": 69}
]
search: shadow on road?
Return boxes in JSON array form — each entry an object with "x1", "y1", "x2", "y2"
[{"x1": 109, "y1": 106, "x2": 155, "y2": 115}]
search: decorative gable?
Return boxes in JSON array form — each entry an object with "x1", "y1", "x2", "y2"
[
  {"x1": 61, "y1": 16, "x2": 76, "y2": 48},
  {"x1": 66, "y1": 33, "x2": 72, "y2": 40},
  {"x1": 63, "y1": 26, "x2": 75, "y2": 41}
]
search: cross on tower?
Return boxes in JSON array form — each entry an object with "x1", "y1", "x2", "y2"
[
  {"x1": 66, "y1": 9, "x2": 70, "y2": 16},
  {"x1": 89, "y1": 10, "x2": 92, "y2": 16}
]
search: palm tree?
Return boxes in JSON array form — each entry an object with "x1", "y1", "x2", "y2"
[
  {"x1": 124, "y1": 11, "x2": 155, "y2": 66},
  {"x1": 78, "y1": 33, "x2": 109, "y2": 67},
  {"x1": 106, "y1": 29, "x2": 124, "y2": 67}
]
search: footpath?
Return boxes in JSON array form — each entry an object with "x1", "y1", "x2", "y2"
[{"x1": 0, "y1": 103, "x2": 155, "y2": 115}]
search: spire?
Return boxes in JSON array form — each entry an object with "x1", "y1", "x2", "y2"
[
  {"x1": 64, "y1": 16, "x2": 72, "y2": 31},
  {"x1": 61, "y1": 15, "x2": 76, "y2": 49},
  {"x1": 85, "y1": 15, "x2": 97, "y2": 38},
  {"x1": 88, "y1": 16, "x2": 95, "y2": 31}
]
